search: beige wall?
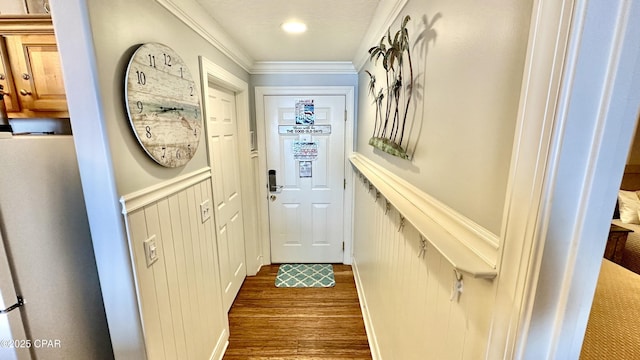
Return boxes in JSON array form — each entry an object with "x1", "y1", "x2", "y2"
[
  {"x1": 51, "y1": 0, "x2": 252, "y2": 357},
  {"x1": 356, "y1": 0, "x2": 533, "y2": 234},
  {"x1": 85, "y1": 0, "x2": 249, "y2": 196},
  {"x1": 353, "y1": 0, "x2": 533, "y2": 357},
  {"x1": 0, "y1": 0, "x2": 26, "y2": 14}
]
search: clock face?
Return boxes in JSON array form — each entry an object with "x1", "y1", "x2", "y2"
[{"x1": 124, "y1": 42, "x2": 202, "y2": 167}]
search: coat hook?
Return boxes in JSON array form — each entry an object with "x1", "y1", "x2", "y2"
[
  {"x1": 375, "y1": 189, "x2": 381, "y2": 200},
  {"x1": 368, "y1": 182, "x2": 373, "y2": 193},
  {"x1": 385, "y1": 200, "x2": 391, "y2": 215},
  {"x1": 418, "y1": 235, "x2": 427, "y2": 258},
  {"x1": 398, "y1": 215, "x2": 405, "y2": 232},
  {"x1": 450, "y1": 269, "x2": 464, "y2": 302}
]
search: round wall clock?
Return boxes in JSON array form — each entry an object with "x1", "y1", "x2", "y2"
[{"x1": 124, "y1": 42, "x2": 202, "y2": 167}]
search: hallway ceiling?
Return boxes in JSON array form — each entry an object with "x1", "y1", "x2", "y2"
[{"x1": 195, "y1": 0, "x2": 380, "y2": 62}]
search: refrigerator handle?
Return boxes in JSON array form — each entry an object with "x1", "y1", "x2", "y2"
[{"x1": 0, "y1": 296, "x2": 24, "y2": 315}]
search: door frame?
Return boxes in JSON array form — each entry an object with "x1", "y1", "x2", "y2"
[
  {"x1": 199, "y1": 56, "x2": 260, "y2": 275},
  {"x1": 255, "y1": 86, "x2": 355, "y2": 265},
  {"x1": 486, "y1": 0, "x2": 640, "y2": 357}
]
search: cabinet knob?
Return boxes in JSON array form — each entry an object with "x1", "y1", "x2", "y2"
[
  {"x1": 22, "y1": 73, "x2": 30, "y2": 80},
  {"x1": 19, "y1": 89, "x2": 32, "y2": 96},
  {"x1": 0, "y1": 74, "x2": 4, "y2": 81}
]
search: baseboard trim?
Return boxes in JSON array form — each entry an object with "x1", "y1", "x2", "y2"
[
  {"x1": 210, "y1": 329, "x2": 229, "y2": 360},
  {"x1": 352, "y1": 258, "x2": 381, "y2": 360}
]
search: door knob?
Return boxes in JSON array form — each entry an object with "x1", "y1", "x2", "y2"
[
  {"x1": 270, "y1": 195, "x2": 277, "y2": 201},
  {"x1": 19, "y1": 89, "x2": 32, "y2": 96}
]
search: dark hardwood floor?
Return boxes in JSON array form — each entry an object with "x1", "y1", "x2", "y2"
[{"x1": 223, "y1": 264, "x2": 372, "y2": 359}]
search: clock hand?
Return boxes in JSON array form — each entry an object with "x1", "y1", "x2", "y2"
[{"x1": 159, "y1": 106, "x2": 185, "y2": 113}]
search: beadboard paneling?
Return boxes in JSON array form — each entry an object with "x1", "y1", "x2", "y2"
[
  {"x1": 352, "y1": 173, "x2": 496, "y2": 359},
  {"x1": 351, "y1": 154, "x2": 497, "y2": 276},
  {"x1": 123, "y1": 176, "x2": 228, "y2": 360}
]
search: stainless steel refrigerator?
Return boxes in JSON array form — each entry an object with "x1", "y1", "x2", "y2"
[{"x1": 0, "y1": 135, "x2": 113, "y2": 359}]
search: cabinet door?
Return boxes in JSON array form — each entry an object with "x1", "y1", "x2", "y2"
[
  {"x1": 0, "y1": 38, "x2": 20, "y2": 113},
  {"x1": 6, "y1": 34, "x2": 67, "y2": 114}
]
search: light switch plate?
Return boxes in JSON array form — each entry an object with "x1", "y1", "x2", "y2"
[
  {"x1": 200, "y1": 199, "x2": 211, "y2": 223},
  {"x1": 144, "y1": 235, "x2": 159, "y2": 267}
]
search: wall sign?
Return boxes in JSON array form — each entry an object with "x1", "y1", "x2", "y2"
[
  {"x1": 299, "y1": 161, "x2": 312, "y2": 178},
  {"x1": 295, "y1": 99, "x2": 315, "y2": 125},
  {"x1": 278, "y1": 125, "x2": 331, "y2": 135},
  {"x1": 292, "y1": 141, "x2": 318, "y2": 161}
]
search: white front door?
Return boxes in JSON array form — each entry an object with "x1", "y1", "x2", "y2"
[
  {"x1": 0, "y1": 229, "x2": 29, "y2": 360},
  {"x1": 206, "y1": 86, "x2": 246, "y2": 312},
  {"x1": 264, "y1": 95, "x2": 346, "y2": 263}
]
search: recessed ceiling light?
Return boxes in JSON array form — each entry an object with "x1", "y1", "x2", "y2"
[{"x1": 281, "y1": 21, "x2": 307, "y2": 34}]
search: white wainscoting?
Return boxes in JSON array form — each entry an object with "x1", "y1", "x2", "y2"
[
  {"x1": 120, "y1": 169, "x2": 228, "y2": 360},
  {"x1": 352, "y1": 170, "x2": 497, "y2": 359},
  {"x1": 350, "y1": 154, "x2": 498, "y2": 276}
]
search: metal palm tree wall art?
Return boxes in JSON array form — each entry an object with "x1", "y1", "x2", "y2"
[{"x1": 366, "y1": 15, "x2": 414, "y2": 160}]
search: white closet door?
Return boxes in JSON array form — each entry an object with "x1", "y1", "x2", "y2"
[{"x1": 206, "y1": 86, "x2": 247, "y2": 312}]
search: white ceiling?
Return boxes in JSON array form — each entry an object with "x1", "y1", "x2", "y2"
[{"x1": 194, "y1": 0, "x2": 381, "y2": 62}]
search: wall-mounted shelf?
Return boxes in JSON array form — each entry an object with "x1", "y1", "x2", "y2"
[{"x1": 350, "y1": 153, "x2": 498, "y2": 279}]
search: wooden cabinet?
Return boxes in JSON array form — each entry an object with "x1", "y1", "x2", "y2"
[
  {"x1": 0, "y1": 16, "x2": 68, "y2": 118},
  {"x1": 0, "y1": 38, "x2": 20, "y2": 113},
  {"x1": 5, "y1": 34, "x2": 67, "y2": 116}
]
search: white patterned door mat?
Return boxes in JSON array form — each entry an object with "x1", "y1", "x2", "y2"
[{"x1": 274, "y1": 264, "x2": 336, "y2": 288}]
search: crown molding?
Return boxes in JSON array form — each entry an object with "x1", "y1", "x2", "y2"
[
  {"x1": 154, "y1": 0, "x2": 254, "y2": 72},
  {"x1": 353, "y1": 0, "x2": 409, "y2": 71},
  {"x1": 251, "y1": 61, "x2": 357, "y2": 75}
]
